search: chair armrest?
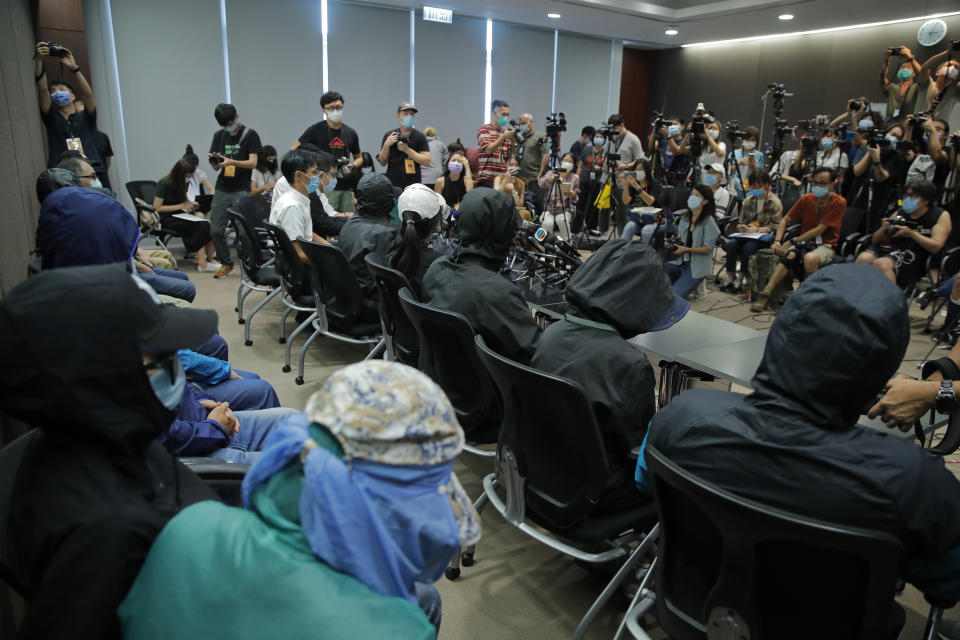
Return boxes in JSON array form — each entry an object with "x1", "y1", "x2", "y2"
[
  {"x1": 624, "y1": 592, "x2": 657, "y2": 640},
  {"x1": 179, "y1": 457, "x2": 250, "y2": 479},
  {"x1": 628, "y1": 446, "x2": 642, "y2": 461}
]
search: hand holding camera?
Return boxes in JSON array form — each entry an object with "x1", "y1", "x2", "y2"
[
  {"x1": 208, "y1": 152, "x2": 225, "y2": 167},
  {"x1": 384, "y1": 131, "x2": 400, "y2": 148}
]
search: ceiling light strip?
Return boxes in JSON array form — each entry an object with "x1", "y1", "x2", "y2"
[
  {"x1": 551, "y1": 29, "x2": 558, "y2": 113},
  {"x1": 484, "y1": 19, "x2": 493, "y2": 126},
  {"x1": 321, "y1": 0, "x2": 329, "y2": 92},
  {"x1": 683, "y1": 11, "x2": 960, "y2": 48}
]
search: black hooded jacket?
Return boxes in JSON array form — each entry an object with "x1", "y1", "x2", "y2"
[
  {"x1": 533, "y1": 240, "x2": 667, "y2": 497},
  {"x1": 422, "y1": 188, "x2": 540, "y2": 363},
  {"x1": 0, "y1": 265, "x2": 216, "y2": 640},
  {"x1": 646, "y1": 265, "x2": 960, "y2": 600},
  {"x1": 338, "y1": 173, "x2": 398, "y2": 299}
]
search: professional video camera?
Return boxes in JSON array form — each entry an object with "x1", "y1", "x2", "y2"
[
  {"x1": 545, "y1": 112, "x2": 566, "y2": 136},
  {"x1": 863, "y1": 128, "x2": 891, "y2": 148},
  {"x1": 725, "y1": 119, "x2": 748, "y2": 141},
  {"x1": 691, "y1": 111, "x2": 708, "y2": 135},
  {"x1": 597, "y1": 121, "x2": 619, "y2": 139},
  {"x1": 651, "y1": 111, "x2": 669, "y2": 131},
  {"x1": 768, "y1": 83, "x2": 793, "y2": 114}
]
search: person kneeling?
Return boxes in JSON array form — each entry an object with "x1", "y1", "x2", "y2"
[
  {"x1": 118, "y1": 361, "x2": 482, "y2": 639},
  {"x1": 532, "y1": 240, "x2": 688, "y2": 509}
]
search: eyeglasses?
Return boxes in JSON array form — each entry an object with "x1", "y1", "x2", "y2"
[
  {"x1": 79, "y1": 173, "x2": 97, "y2": 180},
  {"x1": 143, "y1": 352, "x2": 179, "y2": 382}
]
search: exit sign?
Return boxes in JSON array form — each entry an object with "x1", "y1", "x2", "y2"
[{"x1": 423, "y1": 6, "x2": 452, "y2": 23}]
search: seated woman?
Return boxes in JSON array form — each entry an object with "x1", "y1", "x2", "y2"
[
  {"x1": 153, "y1": 156, "x2": 218, "y2": 272},
  {"x1": 181, "y1": 145, "x2": 216, "y2": 203},
  {"x1": 619, "y1": 158, "x2": 665, "y2": 245},
  {"x1": 494, "y1": 156, "x2": 529, "y2": 220},
  {"x1": 537, "y1": 152, "x2": 580, "y2": 239},
  {"x1": 434, "y1": 140, "x2": 473, "y2": 210},
  {"x1": 250, "y1": 145, "x2": 281, "y2": 197},
  {"x1": 118, "y1": 361, "x2": 482, "y2": 639},
  {"x1": 389, "y1": 183, "x2": 452, "y2": 295},
  {"x1": 720, "y1": 169, "x2": 782, "y2": 293},
  {"x1": 664, "y1": 185, "x2": 720, "y2": 299}
]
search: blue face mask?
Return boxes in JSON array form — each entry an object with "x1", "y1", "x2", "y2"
[
  {"x1": 901, "y1": 196, "x2": 919, "y2": 214},
  {"x1": 820, "y1": 137, "x2": 835, "y2": 150},
  {"x1": 224, "y1": 122, "x2": 239, "y2": 134},
  {"x1": 886, "y1": 134, "x2": 900, "y2": 145},
  {"x1": 749, "y1": 188, "x2": 765, "y2": 198},
  {"x1": 897, "y1": 68, "x2": 913, "y2": 81},
  {"x1": 811, "y1": 186, "x2": 829, "y2": 198},
  {"x1": 323, "y1": 176, "x2": 338, "y2": 193},
  {"x1": 519, "y1": 124, "x2": 530, "y2": 134},
  {"x1": 50, "y1": 90, "x2": 72, "y2": 107},
  {"x1": 89, "y1": 178, "x2": 103, "y2": 189},
  {"x1": 687, "y1": 194, "x2": 703, "y2": 211},
  {"x1": 306, "y1": 174, "x2": 321, "y2": 194},
  {"x1": 593, "y1": 137, "x2": 605, "y2": 146},
  {"x1": 858, "y1": 119, "x2": 874, "y2": 129},
  {"x1": 148, "y1": 354, "x2": 186, "y2": 411},
  {"x1": 401, "y1": 115, "x2": 415, "y2": 129},
  {"x1": 496, "y1": 116, "x2": 509, "y2": 127},
  {"x1": 667, "y1": 124, "x2": 681, "y2": 137},
  {"x1": 703, "y1": 173, "x2": 718, "y2": 186}
]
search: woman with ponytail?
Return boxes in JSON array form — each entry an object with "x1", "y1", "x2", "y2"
[{"x1": 389, "y1": 184, "x2": 450, "y2": 294}]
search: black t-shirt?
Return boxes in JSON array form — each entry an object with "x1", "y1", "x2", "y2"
[
  {"x1": 209, "y1": 125, "x2": 263, "y2": 193},
  {"x1": 380, "y1": 128, "x2": 430, "y2": 189},
  {"x1": 298, "y1": 121, "x2": 362, "y2": 191},
  {"x1": 42, "y1": 106, "x2": 102, "y2": 170}
]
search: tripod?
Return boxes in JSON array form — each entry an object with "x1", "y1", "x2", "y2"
[
  {"x1": 541, "y1": 148, "x2": 574, "y2": 240},
  {"x1": 596, "y1": 136, "x2": 627, "y2": 239}
]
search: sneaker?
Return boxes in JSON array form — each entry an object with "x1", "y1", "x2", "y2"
[
  {"x1": 694, "y1": 281, "x2": 707, "y2": 299},
  {"x1": 197, "y1": 261, "x2": 221, "y2": 273},
  {"x1": 751, "y1": 292, "x2": 769, "y2": 313},
  {"x1": 213, "y1": 264, "x2": 234, "y2": 279}
]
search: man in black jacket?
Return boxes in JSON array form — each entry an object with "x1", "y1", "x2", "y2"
[
  {"x1": 636, "y1": 265, "x2": 960, "y2": 631},
  {"x1": 533, "y1": 240, "x2": 688, "y2": 509},
  {"x1": 422, "y1": 187, "x2": 540, "y2": 363},
  {"x1": 0, "y1": 264, "x2": 219, "y2": 639}
]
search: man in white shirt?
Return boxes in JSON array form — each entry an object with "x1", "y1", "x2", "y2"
[{"x1": 268, "y1": 149, "x2": 330, "y2": 267}]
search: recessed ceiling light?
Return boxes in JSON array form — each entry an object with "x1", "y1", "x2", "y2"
[
  {"x1": 547, "y1": 12, "x2": 561, "y2": 19},
  {"x1": 665, "y1": 28, "x2": 679, "y2": 35},
  {"x1": 778, "y1": 14, "x2": 794, "y2": 20}
]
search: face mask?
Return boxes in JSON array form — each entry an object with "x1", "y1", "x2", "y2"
[
  {"x1": 708, "y1": 129, "x2": 719, "y2": 140},
  {"x1": 820, "y1": 137, "x2": 835, "y2": 150},
  {"x1": 560, "y1": 161, "x2": 574, "y2": 172},
  {"x1": 667, "y1": 124, "x2": 681, "y2": 137},
  {"x1": 148, "y1": 354, "x2": 186, "y2": 411},
  {"x1": 635, "y1": 170, "x2": 646, "y2": 181},
  {"x1": 324, "y1": 176, "x2": 338, "y2": 193},
  {"x1": 519, "y1": 124, "x2": 530, "y2": 134},
  {"x1": 897, "y1": 68, "x2": 913, "y2": 81},
  {"x1": 686, "y1": 194, "x2": 703, "y2": 211},
  {"x1": 326, "y1": 109, "x2": 343, "y2": 124},
  {"x1": 749, "y1": 188, "x2": 765, "y2": 198},
  {"x1": 703, "y1": 173, "x2": 718, "y2": 186},
  {"x1": 224, "y1": 122, "x2": 239, "y2": 134},
  {"x1": 901, "y1": 196, "x2": 920, "y2": 213},
  {"x1": 448, "y1": 161, "x2": 463, "y2": 174},
  {"x1": 741, "y1": 141, "x2": 756, "y2": 151},
  {"x1": 306, "y1": 174, "x2": 321, "y2": 194},
  {"x1": 401, "y1": 115, "x2": 415, "y2": 129},
  {"x1": 50, "y1": 90, "x2": 72, "y2": 107},
  {"x1": 886, "y1": 134, "x2": 900, "y2": 144},
  {"x1": 89, "y1": 178, "x2": 103, "y2": 189},
  {"x1": 858, "y1": 119, "x2": 875, "y2": 129},
  {"x1": 948, "y1": 67, "x2": 960, "y2": 80},
  {"x1": 593, "y1": 137, "x2": 605, "y2": 146},
  {"x1": 811, "y1": 186, "x2": 829, "y2": 198},
  {"x1": 497, "y1": 116, "x2": 509, "y2": 127}
]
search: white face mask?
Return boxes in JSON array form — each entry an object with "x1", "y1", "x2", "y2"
[
  {"x1": 560, "y1": 161, "x2": 574, "y2": 172},
  {"x1": 708, "y1": 129, "x2": 720, "y2": 140},
  {"x1": 635, "y1": 170, "x2": 646, "y2": 181},
  {"x1": 325, "y1": 109, "x2": 343, "y2": 124},
  {"x1": 741, "y1": 141, "x2": 756, "y2": 151}
]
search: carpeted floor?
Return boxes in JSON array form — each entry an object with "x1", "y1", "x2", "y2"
[{"x1": 187, "y1": 248, "x2": 959, "y2": 639}]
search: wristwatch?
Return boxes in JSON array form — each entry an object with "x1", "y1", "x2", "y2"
[{"x1": 935, "y1": 380, "x2": 959, "y2": 413}]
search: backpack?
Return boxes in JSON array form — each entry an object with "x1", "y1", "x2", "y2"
[{"x1": 746, "y1": 248, "x2": 790, "y2": 307}]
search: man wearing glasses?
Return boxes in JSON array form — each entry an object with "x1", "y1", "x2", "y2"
[{"x1": 752, "y1": 167, "x2": 846, "y2": 312}]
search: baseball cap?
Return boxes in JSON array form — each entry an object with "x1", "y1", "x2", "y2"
[
  {"x1": 705, "y1": 162, "x2": 726, "y2": 177},
  {"x1": 397, "y1": 183, "x2": 446, "y2": 221},
  {"x1": 397, "y1": 102, "x2": 418, "y2": 113}
]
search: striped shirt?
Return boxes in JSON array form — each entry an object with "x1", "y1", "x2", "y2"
[{"x1": 476, "y1": 123, "x2": 512, "y2": 184}]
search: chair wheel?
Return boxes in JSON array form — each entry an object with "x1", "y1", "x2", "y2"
[
  {"x1": 278, "y1": 337, "x2": 286, "y2": 344},
  {"x1": 282, "y1": 365, "x2": 291, "y2": 373},
  {"x1": 461, "y1": 552, "x2": 475, "y2": 567},
  {"x1": 295, "y1": 377, "x2": 304, "y2": 385},
  {"x1": 244, "y1": 340, "x2": 253, "y2": 347},
  {"x1": 444, "y1": 567, "x2": 460, "y2": 580},
  {"x1": 238, "y1": 318, "x2": 245, "y2": 324}
]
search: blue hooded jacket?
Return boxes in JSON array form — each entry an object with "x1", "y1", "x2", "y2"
[{"x1": 37, "y1": 187, "x2": 140, "y2": 269}]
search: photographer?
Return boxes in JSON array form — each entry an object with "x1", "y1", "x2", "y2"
[
  {"x1": 476, "y1": 99, "x2": 516, "y2": 187},
  {"x1": 728, "y1": 126, "x2": 764, "y2": 198},
  {"x1": 620, "y1": 158, "x2": 664, "y2": 244},
  {"x1": 575, "y1": 133, "x2": 608, "y2": 233},
  {"x1": 848, "y1": 124, "x2": 904, "y2": 221},
  {"x1": 855, "y1": 180, "x2": 950, "y2": 286},
  {"x1": 881, "y1": 45, "x2": 922, "y2": 121},
  {"x1": 751, "y1": 168, "x2": 846, "y2": 312},
  {"x1": 682, "y1": 117, "x2": 726, "y2": 172},
  {"x1": 377, "y1": 103, "x2": 430, "y2": 189},
  {"x1": 664, "y1": 185, "x2": 720, "y2": 300},
  {"x1": 515, "y1": 113, "x2": 548, "y2": 187},
  {"x1": 538, "y1": 152, "x2": 580, "y2": 239},
  {"x1": 207, "y1": 103, "x2": 263, "y2": 279},
  {"x1": 904, "y1": 116, "x2": 950, "y2": 185},
  {"x1": 294, "y1": 91, "x2": 363, "y2": 213},
  {"x1": 34, "y1": 42, "x2": 107, "y2": 187},
  {"x1": 916, "y1": 43, "x2": 960, "y2": 120},
  {"x1": 817, "y1": 128, "x2": 849, "y2": 176},
  {"x1": 648, "y1": 116, "x2": 689, "y2": 186},
  {"x1": 720, "y1": 170, "x2": 782, "y2": 293},
  {"x1": 570, "y1": 126, "x2": 596, "y2": 167},
  {"x1": 607, "y1": 114, "x2": 644, "y2": 170}
]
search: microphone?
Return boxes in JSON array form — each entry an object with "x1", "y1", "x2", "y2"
[{"x1": 520, "y1": 220, "x2": 579, "y2": 262}]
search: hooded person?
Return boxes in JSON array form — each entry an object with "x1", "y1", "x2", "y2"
[
  {"x1": 0, "y1": 264, "x2": 219, "y2": 640},
  {"x1": 532, "y1": 240, "x2": 689, "y2": 509},
  {"x1": 422, "y1": 187, "x2": 540, "y2": 363},
  {"x1": 338, "y1": 172, "x2": 400, "y2": 304},
  {"x1": 118, "y1": 360, "x2": 482, "y2": 640},
  {"x1": 635, "y1": 265, "x2": 960, "y2": 634}
]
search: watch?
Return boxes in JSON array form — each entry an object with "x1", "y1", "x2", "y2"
[{"x1": 935, "y1": 380, "x2": 959, "y2": 413}]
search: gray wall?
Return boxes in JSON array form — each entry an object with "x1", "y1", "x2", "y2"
[
  {"x1": 81, "y1": 0, "x2": 621, "y2": 201},
  {"x1": 646, "y1": 15, "x2": 960, "y2": 147}
]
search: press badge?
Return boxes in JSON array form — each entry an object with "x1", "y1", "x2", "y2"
[
  {"x1": 66, "y1": 137, "x2": 83, "y2": 153},
  {"x1": 224, "y1": 165, "x2": 236, "y2": 177},
  {"x1": 405, "y1": 159, "x2": 416, "y2": 174}
]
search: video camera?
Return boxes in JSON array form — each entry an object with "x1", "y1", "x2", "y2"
[
  {"x1": 768, "y1": 83, "x2": 793, "y2": 114},
  {"x1": 651, "y1": 111, "x2": 669, "y2": 131},
  {"x1": 597, "y1": 121, "x2": 619, "y2": 139},
  {"x1": 691, "y1": 111, "x2": 709, "y2": 135},
  {"x1": 545, "y1": 112, "x2": 566, "y2": 136},
  {"x1": 863, "y1": 128, "x2": 891, "y2": 149},
  {"x1": 725, "y1": 119, "x2": 748, "y2": 141}
]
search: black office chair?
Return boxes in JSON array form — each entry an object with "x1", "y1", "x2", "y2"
[
  {"x1": 178, "y1": 458, "x2": 250, "y2": 507},
  {"x1": 364, "y1": 253, "x2": 420, "y2": 367},
  {"x1": 295, "y1": 241, "x2": 384, "y2": 385},
  {"x1": 261, "y1": 223, "x2": 317, "y2": 373},
  {"x1": 236, "y1": 193, "x2": 271, "y2": 236},
  {"x1": 227, "y1": 210, "x2": 279, "y2": 346},
  {"x1": 0, "y1": 431, "x2": 37, "y2": 599},
  {"x1": 472, "y1": 334, "x2": 658, "y2": 640},
  {"x1": 397, "y1": 287, "x2": 501, "y2": 449},
  {"x1": 625, "y1": 446, "x2": 951, "y2": 640},
  {"x1": 125, "y1": 180, "x2": 181, "y2": 260}
]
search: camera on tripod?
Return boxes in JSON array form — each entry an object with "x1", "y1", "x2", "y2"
[
  {"x1": 545, "y1": 113, "x2": 566, "y2": 136},
  {"x1": 651, "y1": 111, "x2": 669, "y2": 131},
  {"x1": 691, "y1": 112, "x2": 708, "y2": 135},
  {"x1": 597, "y1": 121, "x2": 618, "y2": 139},
  {"x1": 725, "y1": 119, "x2": 748, "y2": 140}
]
